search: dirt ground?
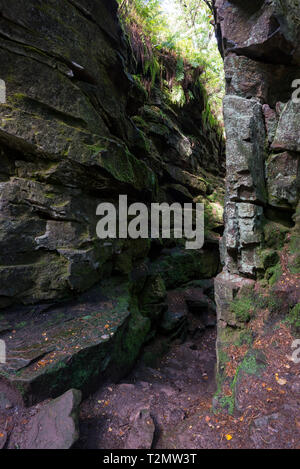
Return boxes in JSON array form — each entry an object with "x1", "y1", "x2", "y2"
[
  {"x1": 1, "y1": 310, "x2": 299, "y2": 450},
  {"x1": 76, "y1": 316, "x2": 300, "y2": 449}
]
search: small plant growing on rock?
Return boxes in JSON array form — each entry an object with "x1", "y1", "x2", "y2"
[{"x1": 230, "y1": 296, "x2": 253, "y2": 323}]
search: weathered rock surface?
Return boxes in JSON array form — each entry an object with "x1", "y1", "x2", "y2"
[
  {"x1": 160, "y1": 286, "x2": 216, "y2": 338},
  {"x1": 225, "y1": 54, "x2": 300, "y2": 106},
  {"x1": 151, "y1": 246, "x2": 221, "y2": 289},
  {"x1": 0, "y1": 0, "x2": 224, "y2": 309},
  {"x1": 215, "y1": 0, "x2": 300, "y2": 65},
  {"x1": 215, "y1": 272, "x2": 255, "y2": 329},
  {"x1": 20, "y1": 389, "x2": 82, "y2": 449},
  {"x1": 0, "y1": 430, "x2": 7, "y2": 449},
  {"x1": 0, "y1": 278, "x2": 150, "y2": 405},
  {"x1": 184, "y1": 287, "x2": 216, "y2": 315},
  {"x1": 223, "y1": 95, "x2": 266, "y2": 205},
  {"x1": 0, "y1": 0, "x2": 225, "y2": 405},
  {"x1": 215, "y1": 0, "x2": 300, "y2": 281},
  {"x1": 266, "y1": 152, "x2": 300, "y2": 209}
]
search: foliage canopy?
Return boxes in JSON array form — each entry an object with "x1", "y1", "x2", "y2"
[{"x1": 117, "y1": 0, "x2": 224, "y2": 123}]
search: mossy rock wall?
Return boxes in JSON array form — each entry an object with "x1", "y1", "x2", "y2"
[
  {"x1": 0, "y1": 0, "x2": 224, "y2": 309},
  {"x1": 0, "y1": 0, "x2": 225, "y2": 403}
]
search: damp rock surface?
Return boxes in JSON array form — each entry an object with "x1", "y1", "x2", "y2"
[{"x1": 18, "y1": 389, "x2": 81, "y2": 450}]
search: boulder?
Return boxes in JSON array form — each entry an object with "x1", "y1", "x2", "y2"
[
  {"x1": 21, "y1": 389, "x2": 82, "y2": 449},
  {"x1": 184, "y1": 279, "x2": 215, "y2": 300}
]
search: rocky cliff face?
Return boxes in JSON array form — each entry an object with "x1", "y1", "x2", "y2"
[
  {"x1": 214, "y1": 0, "x2": 300, "y2": 413},
  {"x1": 0, "y1": 0, "x2": 224, "y2": 403},
  {"x1": 0, "y1": 0, "x2": 224, "y2": 308}
]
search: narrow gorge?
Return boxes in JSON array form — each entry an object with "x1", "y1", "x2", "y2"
[{"x1": 0, "y1": 0, "x2": 299, "y2": 450}]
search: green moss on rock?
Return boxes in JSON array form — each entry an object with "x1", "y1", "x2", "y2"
[
  {"x1": 230, "y1": 297, "x2": 253, "y2": 323},
  {"x1": 263, "y1": 221, "x2": 289, "y2": 249},
  {"x1": 267, "y1": 263, "x2": 283, "y2": 286}
]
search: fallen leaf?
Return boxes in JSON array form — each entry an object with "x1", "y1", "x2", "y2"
[{"x1": 277, "y1": 378, "x2": 287, "y2": 386}]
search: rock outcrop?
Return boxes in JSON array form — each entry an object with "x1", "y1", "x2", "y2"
[
  {"x1": 11, "y1": 389, "x2": 82, "y2": 449},
  {"x1": 0, "y1": 0, "x2": 224, "y2": 309},
  {"x1": 125, "y1": 408, "x2": 155, "y2": 450},
  {"x1": 214, "y1": 0, "x2": 300, "y2": 412}
]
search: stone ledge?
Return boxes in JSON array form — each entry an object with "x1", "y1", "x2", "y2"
[{"x1": 0, "y1": 278, "x2": 147, "y2": 406}]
